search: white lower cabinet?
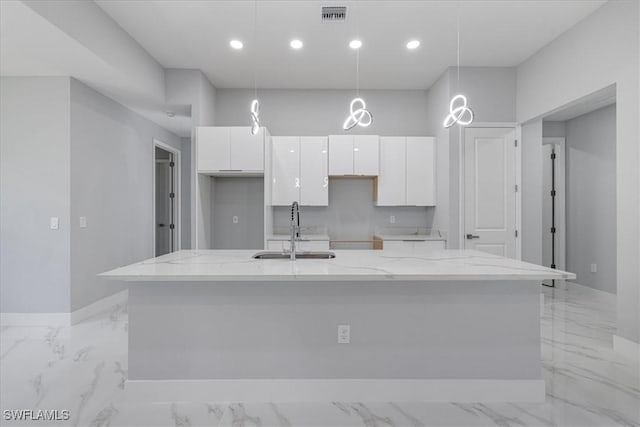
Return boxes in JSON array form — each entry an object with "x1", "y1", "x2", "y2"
[
  {"x1": 267, "y1": 240, "x2": 330, "y2": 252},
  {"x1": 271, "y1": 136, "x2": 328, "y2": 206},
  {"x1": 382, "y1": 240, "x2": 446, "y2": 251}
]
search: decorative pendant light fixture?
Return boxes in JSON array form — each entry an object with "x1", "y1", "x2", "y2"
[
  {"x1": 249, "y1": 0, "x2": 260, "y2": 135},
  {"x1": 343, "y1": 6, "x2": 372, "y2": 130},
  {"x1": 443, "y1": 3, "x2": 474, "y2": 128}
]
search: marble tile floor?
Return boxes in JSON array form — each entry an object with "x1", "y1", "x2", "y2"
[{"x1": 1, "y1": 282, "x2": 638, "y2": 427}]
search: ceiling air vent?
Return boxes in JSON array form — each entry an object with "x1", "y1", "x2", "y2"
[{"x1": 321, "y1": 6, "x2": 347, "y2": 22}]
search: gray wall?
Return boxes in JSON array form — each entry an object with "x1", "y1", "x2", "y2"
[
  {"x1": 69, "y1": 78, "x2": 182, "y2": 311},
  {"x1": 521, "y1": 120, "x2": 544, "y2": 264},
  {"x1": 215, "y1": 89, "x2": 430, "y2": 136},
  {"x1": 1, "y1": 77, "x2": 71, "y2": 313},
  {"x1": 543, "y1": 121, "x2": 566, "y2": 138},
  {"x1": 565, "y1": 105, "x2": 617, "y2": 293},
  {"x1": 211, "y1": 177, "x2": 264, "y2": 250},
  {"x1": 273, "y1": 179, "x2": 433, "y2": 247}
]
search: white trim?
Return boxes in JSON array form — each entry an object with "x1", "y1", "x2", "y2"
[
  {"x1": 70, "y1": 290, "x2": 128, "y2": 325},
  {"x1": 613, "y1": 335, "x2": 640, "y2": 363},
  {"x1": 1, "y1": 312, "x2": 70, "y2": 327},
  {"x1": 153, "y1": 139, "x2": 181, "y2": 254},
  {"x1": 1, "y1": 290, "x2": 129, "y2": 327},
  {"x1": 515, "y1": 125, "x2": 523, "y2": 260},
  {"x1": 125, "y1": 379, "x2": 545, "y2": 403}
]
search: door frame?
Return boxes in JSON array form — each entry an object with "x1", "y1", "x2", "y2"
[
  {"x1": 460, "y1": 123, "x2": 522, "y2": 259},
  {"x1": 153, "y1": 139, "x2": 181, "y2": 255},
  {"x1": 542, "y1": 137, "x2": 567, "y2": 273}
]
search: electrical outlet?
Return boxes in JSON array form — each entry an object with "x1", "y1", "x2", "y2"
[
  {"x1": 590, "y1": 263, "x2": 597, "y2": 273},
  {"x1": 389, "y1": 215, "x2": 396, "y2": 224},
  {"x1": 232, "y1": 215, "x2": 239, "y2": 224},
  {"x1": 337, "y1": 324, "x2": 350, "y2": 344},
  {"x1": 79, "y1": 216, "x2": 87, "y2": 228},
  {"x1": 50, "y1": 217, "x2": 59, "y2": 230}
]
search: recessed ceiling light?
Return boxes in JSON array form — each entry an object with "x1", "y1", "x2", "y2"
[
  {"x1": 229, "y1": 40, "x2": 243, "y2": 50},
  {"x1": 290, "y1": 39, "x2": 303, "y2": 49},
  {"x1": 406, "y1": 40, "x2": 420, "y2": 50},
  {"x1": 349, "y1": 39, "x2": 362, "y2": 49}
]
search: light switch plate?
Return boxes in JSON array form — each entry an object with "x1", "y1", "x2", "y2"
[
  {"x1": 389, "y1": 215, "x2": 396, "y2": 224},
  {"x1": 79, "y1": 216, "x2": 87, "y2": 228},
  {"x1": 590, "y1": 263, "x2": 597, "y2": 273},
  {"x1": 337, "y1": 324, "x2": 350, "y2": 344},
  {"x1": 50, "y1": 217, "x2": 59, "y2": 230}
]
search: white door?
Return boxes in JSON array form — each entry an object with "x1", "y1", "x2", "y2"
[
  {"x1": 300, "y1": 137, "x2": 328, "y2": 206},
  {"x1": 406, "y1": 137, "x2": 436, "y2": 206},
  {"x1": 353, "y1": 135, "x2": 379, "y2": 175},
  {"x1": 328, "y1": 135, "x2": 354, "y2": 175},
  {"x1": 271, "y1": 137, "x2": 300, "y2": 205},
  {"x1": 230, "y1": 127, "x2": 264, "y2": 171},
  {"x1": 464, "y1": 128, "x2": 517, "y2": 257},
  {"x1": 196, "y1": 127, "x2": 230, "y2": 171},
  {"x1": 377, "y1": 137, "x2": 406, "y2": 206}
]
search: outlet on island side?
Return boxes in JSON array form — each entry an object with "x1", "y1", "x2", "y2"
[
  {"x1": 337, "y1": 324, "x2": 350, "y2": 344},
  {"x1": 232, "y1": 215, "x2": 238, "y2": 224}
]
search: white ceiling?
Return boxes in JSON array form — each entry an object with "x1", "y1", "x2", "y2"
[{"x1": 97, "y1": 0, "x2": 606, "y2": 90}]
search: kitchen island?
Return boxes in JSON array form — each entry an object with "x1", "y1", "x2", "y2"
[{"x1": 101, "y1": 249, "x2": 574, "y2": 403}]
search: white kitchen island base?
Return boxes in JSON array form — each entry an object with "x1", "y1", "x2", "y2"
[{"x1": 102, "y1": 250, "x2": 575, "y2": 403}]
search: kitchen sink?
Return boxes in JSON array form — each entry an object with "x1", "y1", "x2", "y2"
[{"x1": 252, "y1": 251, "x2": 336, "y2": 260}]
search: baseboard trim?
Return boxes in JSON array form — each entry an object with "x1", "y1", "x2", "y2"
[
  {"x1": 1, "y1": 290, "x2": 128, "y2": 327},
  {"x1": 125, "y1": 379, "x2": 545, "y2": 403},
  {"x1": 0, "y1": 312, "x2": 71, "y2": 327},
  {"x1": 70, "y1": 290, "x2": 128, "y2": 325},
  {"x1": 613, "y1": 335, "x2": 640, "y2": 362}
]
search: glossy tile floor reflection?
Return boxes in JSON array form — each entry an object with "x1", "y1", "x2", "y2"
[{"x1": 1, "y1": 282, "x2": 638, "y2": 426}]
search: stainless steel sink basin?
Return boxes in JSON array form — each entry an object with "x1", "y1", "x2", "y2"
[{"x1": 252, "y1": 251, "x2": 336, "y2": 260}]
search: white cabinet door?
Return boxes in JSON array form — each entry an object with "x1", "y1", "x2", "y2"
[
  {"x1": 197, "y1": 127, "x2": 230, "y2": 171},
  {"x1": 406, "y1": 137, "x2": 436, "y2": 206},
  {"x1": 271, "y1": 137, "x2": 300, "y2": 206},
  {"x1": 300, "y1": 137, "x2": 328, "y2": 206},
  {"x1": 380, "y1": 240, "x2": 409, "y2": 251},
  {"x1": 353, "y1": 135, "x2": 379, "y2": 175},
  {"x1": 328, "y1": 135, "x2": 354, "y2": 175},
  {"x1": 230, "y1": 127, "x2": 264, "y2": 171},
  {"x1": 377, "y1": 137, "x2": 406, "y2": 205}
]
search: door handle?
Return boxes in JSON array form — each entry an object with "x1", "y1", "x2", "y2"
[{"x1": 466, "y1": 234, "x2": 480, "y2": 239}]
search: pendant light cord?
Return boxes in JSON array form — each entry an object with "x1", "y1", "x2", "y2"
[
  {"x1": 456, "y1": 1, "x2": 460, "y2": 87},
  {"x1": 253, "y1": 0, "x2": 258, "y2": 99}
]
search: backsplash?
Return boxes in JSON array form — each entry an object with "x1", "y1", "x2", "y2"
[{"x1": 272, "y1": 178, "x2": 434, "y2": 243}]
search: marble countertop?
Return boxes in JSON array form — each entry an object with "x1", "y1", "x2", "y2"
[{"x1": 100, "y1": 249, "x2": 575, "y2": 282}]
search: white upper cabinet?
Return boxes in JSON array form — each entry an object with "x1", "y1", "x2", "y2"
[
  {"x1": 197, "y1": 127, "x2": 231, "y2": 171},
  {"x1": 328, "y1": 135, "x2": 379, "y2": 176},
  {"x1": 353, "y1": 135, "x2": 379, "y2": 175},
  {"x1": 328, "y1": 135, "x2": 353, "y2": 175},
  {"x1": 272, "y1": 136, "x2": 329, "y2": 206},
  {"x1": 300, "y1": 137, "x2": 329, "y2": 206},
  {"x1": 271, "y1": 137, "x2": 300, "y2": 206},
  {"x1": 229, "y1": 127, "x2": 264, "y2": 171},
  {"x1": 377, "y1": 137, "x2": 406, "y2": 206},
  {"x1": 377, "y1": 136, "x2": 436, "y2": 206},
  {"x1": 406, "y1": 137, "x2": 436, "y2": 206},
  {"x1": 196, "y1": 126, "x2": 264, "y2": 173}
]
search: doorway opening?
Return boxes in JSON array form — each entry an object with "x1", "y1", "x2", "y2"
[{"x1": 153, "y1": 140, "x2": 181, "y2": 256}]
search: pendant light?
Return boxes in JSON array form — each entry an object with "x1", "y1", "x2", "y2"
[
  {"x1": 443, "y1": 3, "x2": 474, "y2": 128},
  {"x1": 249, "y1": 0, "x2": 260, "y2": 135},
  {"x1": 343, "y1": 6, "x2": 372, "y2": 130}
]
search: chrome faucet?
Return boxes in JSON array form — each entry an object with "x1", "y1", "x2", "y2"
[{"x1": 290, "y1": 201, "x2": 300, "y2": 260}]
